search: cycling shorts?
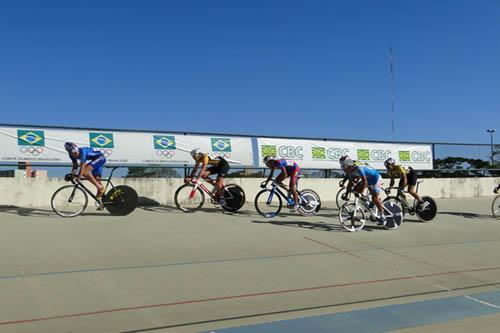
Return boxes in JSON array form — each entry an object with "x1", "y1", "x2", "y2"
[
  {"x1": 368, "y1": 174, "x2": 382, "y2": 194},
  {"x1": 89, "y1": 156, "x2": 106, "y2": 177},
  {"x1": 207, "y1": 158, "x2": 230, "y2": 177}
]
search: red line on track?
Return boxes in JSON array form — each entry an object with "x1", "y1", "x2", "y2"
[{"x1": 1, "y1": 266, "x2": 500, "y2": 326}]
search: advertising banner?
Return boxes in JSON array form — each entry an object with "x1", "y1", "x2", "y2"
[
  {"x1": 257, "y1": 137, "x2": 433, "y2": 170},
  {"x1": 0, "y1": 126, "x2": 254, "y2": 166}
]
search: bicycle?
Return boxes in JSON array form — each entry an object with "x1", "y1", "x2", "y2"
[
  {"x1": 335, "y1": 178, "x2": 360, "y2": 209},
  {"x1": 174, "y1": 178, "x2": 245, "y2": 212},
  {"x1": 254, "y1": 179, "x2": 321, "y2": 218},
  {"x1": 339, "y1": 192, "x2": 403, "y2": 232},
  {"x1": 492, "y1": 186, "x2": 500, "y2": 219},
  {"x1": 383, "y1": 180, "x2": 437, "y2": 222},
  {"x1": 51, "y1": 167, "x2": 139, "y2": 218}
]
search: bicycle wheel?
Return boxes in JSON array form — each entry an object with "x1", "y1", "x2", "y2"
[
  {"x1": 414, "y1": 196, "x2": 437, "y2": 222},
  {"x1": 336, "y1": 187, "x2": 351, "y2": 209},
  {"x1": 383, "y1": 200, "x2": 403, "y2": 230},
  {"x1": 104, "y1": 185, "x2": 139, "y2": 216},
  {"x1": 222, "y1": 184, "x2": 246, "y2": 212},
  {"x1": 51, "y1": 185, "x2": 88, "y2": 217},
  {"x1": 492, "y1": 196, "x2": 500, "y2": 219},
  {"x1": 339, "y1": 202, "x2": 366, "y2": 232},
  {"x1": 383, "y1": 196, "x2": 407, "y2": 216},
  {"x1": 174, "y1": 184, "x2": 205, "y2": 212},
  {"x1": 255, "y1": 189, "x2": 282, "y2": 218},
  {"x1": 297, "y1": 189, "x2": 321, "y2": 216}
]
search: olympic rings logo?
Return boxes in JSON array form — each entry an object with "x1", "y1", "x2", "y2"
[
  {"x1": 99, "y1": 149, "x2": 114, "y2": 157},
  {"x1": 155, "y1": 150, "x2": 176, "y2": 158},
  {"x1": 210, "y1": 152, "x2": 231, "y2": 159},
  {"x1": 19, "y1": 146, "x2": 44, "y2": 156}
]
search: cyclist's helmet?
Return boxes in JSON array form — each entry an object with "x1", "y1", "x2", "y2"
[
  {"x1": 339, "y1": 155, "x2": 351, "y2": 169},
  {"x1": 384, "y1": 157, "x2": 396, "y2": 168},
  {"x1": 190, "y1": 148, "x2": 201, "y2": 159},
  {"x1": 64, "y1": 142, "x2": 78, "y2": 154},
  {"x1": 263, "y1": 155, "x2": 275, "y2": 164},
  {"x1": 340, "y1": 157, "x2": 355, "y2": 169}
]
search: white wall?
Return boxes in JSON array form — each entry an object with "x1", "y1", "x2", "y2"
[{"x1": 0, "y1": 177, "x2": 499, "y2": 208}]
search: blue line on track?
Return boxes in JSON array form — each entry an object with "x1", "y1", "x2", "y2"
[{"x1": 201, "y1": 291, "x2": 500, "y2": 333}]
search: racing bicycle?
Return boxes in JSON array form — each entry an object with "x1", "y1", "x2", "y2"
[
  {"x1": 383, "y1": 181, "x2": 437, "y2": 222},
  {"x1": 254, "y1": 179, "x2": 321, "y2": 218},
  {"x1": 51, "y1": 167, "x2": 139, "y2": 217},
  {"x1": 339, "y1": 191, "x2": 403, "y2": 232},
  {"x1": 174, "y1": 178, "x2": 245, "y2": 212}
]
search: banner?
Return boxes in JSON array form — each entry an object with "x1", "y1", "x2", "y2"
[
  {"x1": 0, "y1": 126, "x2": 254, "y2": 166},
  {"x1": 257, "y1": 137, "x2": 433, "y2": 170}
]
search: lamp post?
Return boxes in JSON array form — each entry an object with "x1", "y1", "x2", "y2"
[{"x1": 487, "y1": 129, "x2": 496, "y2": 167}]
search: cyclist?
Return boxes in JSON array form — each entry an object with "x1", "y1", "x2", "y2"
[
  {"x1": 263, "y1": 156, "x2": 301, "y2": 211},
  {"x1": 187, "y1": 149, "x2": 230, "y2": 205},
  {"x1": 494, "y1": 184, "x2": 500, "y2": 194},
  {"x1": 64, "y1": 142, "x2": 106, "y2": 201},
  {"x1": 383, "y1": 158, "x2": 426, "y2": 210},
  {"x1": 341, "y1": 156, "x2": 386, "y2": 225}
]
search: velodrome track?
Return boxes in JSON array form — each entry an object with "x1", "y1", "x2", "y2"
[{"x1": 1, "y1": 197, "x2": 500, "y2": 332}]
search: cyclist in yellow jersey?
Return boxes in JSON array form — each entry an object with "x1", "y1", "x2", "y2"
[
  {"x1": 186, "y1": 149, "x2": 230, "y2": 204},
  {"x1": 384, "y1": 158, "x2": 426, "y2": 209}
]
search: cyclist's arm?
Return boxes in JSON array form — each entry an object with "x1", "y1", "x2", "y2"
[
  {"x1": 280, "y1": 166, "x2": 288, "y2": 178},
  {"x1": 71, "y1": 159, "x2": 78, "y2": 174},
  {"x1": 189, "y1": 163, "x2": 198, "y2": 178},
  {"x1": 400, "y1": 173, "x2": 407, "y2": 188},
  {"x1": 265, "y1": 167, "x2": 275, "y2": 182}
]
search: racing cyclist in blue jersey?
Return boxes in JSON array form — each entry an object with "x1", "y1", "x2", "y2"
[
  {"x1": 263, "y1": 156, "x2": 301, "y2": 211},
  {"x1": 341, "y1": 157, "x2": 386, "y2": 225},
  {"x1": 64, "y1": 142, "x2": 106, "y2": 201}
]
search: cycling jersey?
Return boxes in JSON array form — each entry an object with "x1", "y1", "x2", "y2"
[
  {"x1": 388, "y1": 164, "x2": 409, "y2": 178},
  {"x1": 195, "y1": 154, "x2": 222, "y2": 166},
  {"x1": 71, "y1": 147, "x2": 106, "y2": 177},
  {"x1": 354, "y1": 166, "x2": 381, "y2": 185},
  {"x1": 273, "y1": 159, "x2": 301, "y2": 182}
]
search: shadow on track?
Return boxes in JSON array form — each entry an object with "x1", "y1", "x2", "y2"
[{"x1": 439, "y1": 211, "x2": 495, "y2": 220}]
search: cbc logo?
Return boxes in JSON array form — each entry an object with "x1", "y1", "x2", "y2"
[
  {"x1": 19, "y1": 146, "x2": 44, "y2": 156},
  {"x1": 278, "y1": 146, "x2": 303, "y2": 159},
  {"x1": 156, "y1": 150, "x2": 175, "y2": 158},
  {"x1": 370, "y1": 150, "x2": 391, "y2": 161},
  {"x1": 411, "y1": 151, "x2": 431, "y2": 162},
  {"x1": 327, "y1": 148, "x2": 349, "y2": 160}
]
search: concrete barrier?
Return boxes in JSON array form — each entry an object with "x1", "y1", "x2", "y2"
[{"x1": 0, "y1": 177, "x2": 499, "y2": 208}]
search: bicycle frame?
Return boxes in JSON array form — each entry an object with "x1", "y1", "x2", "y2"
[
  {"x1": 189, "y1": 178, "x2": 235, "y2": 201},
  {"x1": 385, "y1": 181, "x2": 423, "y2": 210},
  {"x1": 264, "y1": 180, "x2": 310, "y2": 206},
  {"x1": 69, "y1": 167, "x2": 119, "y2": 204}
]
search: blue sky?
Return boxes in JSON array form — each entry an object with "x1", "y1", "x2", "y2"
[{"x1": 1, "y1": 0, "x2": 499, "y2": 144}]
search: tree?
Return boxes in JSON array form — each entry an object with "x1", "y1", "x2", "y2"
[{"x1": 126, "y1": 167, "x2": 180, "y2": 178}]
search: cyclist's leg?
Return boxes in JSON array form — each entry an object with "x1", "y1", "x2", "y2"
[
  {"x1": 86, "y1": 157, "x2": 106, "y2": 195},
  {"x1": 289, "y1": 168, "x2": 300, "y2": 207},
  {"x1": 407, "y1": 168, "x2": 423, "y2": 203},
  {"x1": 215, "y1": 160, "x2": 229, "y2": 200},
  {"x1": 370, "y1": 176, "x2": 385, "y2": 223}
]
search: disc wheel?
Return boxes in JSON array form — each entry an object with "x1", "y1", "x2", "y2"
[
  {"x1": 174, "y1": 184, "x2": 205, "y2": 212},
  {"x1": 414, "y1": 196, "x2": 437, "y2": 222},
  {"x1": 255, "y1": 189, "x2": 282, "y2": 218},
  {"x1": 222, "y1": 184, "x2": 246, "y2": 212},
  {"x1": 383, "y1": 200, "x2": 403, "y2": 230},
  {"x1": 297, "y1": 189, "x2": 321, "y2": 216},
  {"x1": 51, "y1": 185, "x2": 88, "y2": 218},
  {"x1": 104, "y1": 185, "x2": 139, "y2": 216},
  {"x1": 339, "y1": 202, "x2": 366, "y2": 232}
]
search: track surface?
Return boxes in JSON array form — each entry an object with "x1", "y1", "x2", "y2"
[{"x1": 0, "y1": 197, "x2": 499, "y2": 332}]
